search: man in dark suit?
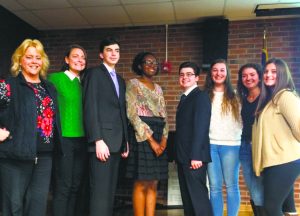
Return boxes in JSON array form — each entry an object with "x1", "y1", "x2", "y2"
[
  {"x1": 82, "y1": 36, "x2": 129, "y2": 216},
  {"x1": 175, "y1": 62, "x2": 213, "y2": 216}
]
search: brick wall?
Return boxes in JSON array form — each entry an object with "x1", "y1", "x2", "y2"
[{"x1": 40, "y1": 17, "x2": 300, "y2": 207}]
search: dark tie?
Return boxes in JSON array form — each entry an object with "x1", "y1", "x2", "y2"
[
  {"x1": 177, "y1": 94, "x2": 186, "y2": 109},
  {"x1": 110, "y1": 70, "x2": 119, "y2": 97}
]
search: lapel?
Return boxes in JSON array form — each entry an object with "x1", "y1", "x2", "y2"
[
  {"x1": 41, "y1": 79, "x2": 55, "y2": 98},
  {"x1": 100, "y1": 64, "x2": 120, "y2": 99},
  {"x1": 177, "y1": 87, "x2": 198, "y2": 112}
]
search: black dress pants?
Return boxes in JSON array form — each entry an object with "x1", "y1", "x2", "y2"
[
  {"x1": 52, "y1": 137, "x2": 87, "y2": 216},
  {"x1": 89, "y1": 152, "x2": 121, "y2": 216},
  {"x1": 177, "y1": 163, "x2": 213, "y2": 216}
]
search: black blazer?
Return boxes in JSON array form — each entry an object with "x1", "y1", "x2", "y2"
[
  {"x1": 175, "y1": 87, "x2": 212, "y2": 165},
  {"x1": 82, "y1": 64, "x2": 128, "y2": 153}
]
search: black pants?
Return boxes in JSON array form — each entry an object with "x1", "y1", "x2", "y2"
[
  {"x1": 282, "y1": 187, "x2": 296, "y2": 212},
  {"x1": 89, "y1": 152, "x2": 121, "y2": 216},
  {"x1": 177, "y1": 163, "x2": 213, "y2": 216},
  {"x1": 0, "y1": 156, "x2": 52, "y2": 216},
  {"x1": 52, "y1": 137, "x2": 87, "y2": 216},
  {"x1": 263, "y1": 160, "x2": 300, "y2": 216}
]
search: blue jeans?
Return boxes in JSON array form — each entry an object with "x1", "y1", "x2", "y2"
[
  {"x1": 239, "y1": 141, "x2": 264, "y2": 206},
  {"x1": 207, "y1": 144, "x2": 240, "y2": 216}
]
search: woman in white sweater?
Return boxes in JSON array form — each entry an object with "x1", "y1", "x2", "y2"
[{"x1": 204, "y1": 59, "x2": 242, "y2": 216}]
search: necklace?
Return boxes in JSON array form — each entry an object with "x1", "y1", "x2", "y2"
[{"x1": 247, "y1": 94, "x2": 258, "y2": 102}]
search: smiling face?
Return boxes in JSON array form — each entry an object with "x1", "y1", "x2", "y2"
[
  {"x1": 20, "y1": 46, "x2": 43, "y2": 82},
  {"x1": 242, "y1": 67, "x2": 260, "y2": 90},
  {"x1": 264, "y1": 63, "x2": 277, "y2": 87},
  {"x1": 179, "y1": 67, "x2": 199, "y2": 90},
  {"x1": 141, "y1": 55, "x2": 158, "y2": 78},
  {"x1": 211, "y1": 63, "x2": 227, "y2": 87},
  {"x1": 65, "y1": 48, "x2": 86, "y2": 75},
  {"x1": 99, "y1": 43, "x2": 120, "y2": 68}
]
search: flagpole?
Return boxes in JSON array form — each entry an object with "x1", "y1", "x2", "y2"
[
  {"x1": 263, "y1": 29, "x2": 267, "y2": 50},
  {"x1": 261, "y1": 28, "x2": 268, "y2": 66}
]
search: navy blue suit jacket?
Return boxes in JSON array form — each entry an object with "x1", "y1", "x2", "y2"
[{"x1": 175, "y1": 87, "x2": 212, "y2": 165}]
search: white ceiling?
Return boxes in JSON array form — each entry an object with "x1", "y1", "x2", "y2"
[{"x1": 0, "y1": 0, "x2": 300, "y2": 30}]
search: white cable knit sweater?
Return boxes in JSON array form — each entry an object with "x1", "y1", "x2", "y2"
[{"x1": 209, "y1": 91, "x2": 242, "y2": 146}]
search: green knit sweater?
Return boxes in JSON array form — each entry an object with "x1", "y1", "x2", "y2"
[{"x1": 48, "y1": 72, "x2": 85, "y2": 137}]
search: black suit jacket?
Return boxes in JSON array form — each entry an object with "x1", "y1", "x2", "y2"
[
  {"x1": 82, "y1": 64, "x2": 128, "y2": 153},
  {"x1": 175, "y1": 87, "x2": 212, "y2": 165}
]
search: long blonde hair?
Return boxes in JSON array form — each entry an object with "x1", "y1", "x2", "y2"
[{"x1": 11, "y1": 39, "x2": 49, "y2": 79}]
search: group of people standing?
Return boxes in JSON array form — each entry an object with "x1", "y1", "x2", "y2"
[
  {"x1": 176, "y1": 58, "x2": 300, "y2": 216},
  {"x1": 0, "y1": 35, "x2": 299, "y2": 216},
  {"x1": 0, "y1": 36, "x2": 168, "y2": 216},
  {"x1": 180, "y1": 58, "x2": 300, "y2": 216}
]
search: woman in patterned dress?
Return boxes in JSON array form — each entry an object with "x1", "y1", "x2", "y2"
[{"x1": 126, "y1": 52, "x2": 169, "y2": 216}]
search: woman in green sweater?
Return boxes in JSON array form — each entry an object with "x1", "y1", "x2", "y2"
[{"x1": 48, "y1": 44, "x2": 87, "y2": 216}]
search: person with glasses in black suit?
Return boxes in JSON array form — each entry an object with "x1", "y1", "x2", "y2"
[{"x1": 175, "y1": 61, "x2": 213, "y2": 216}]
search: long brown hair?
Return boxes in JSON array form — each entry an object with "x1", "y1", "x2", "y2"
[
  {"x1": 256, "y1": 58, "x2": 296, "y2": 115},
  {"x1": 204, "y1": 59, "x2": 240, "y2": 121}
]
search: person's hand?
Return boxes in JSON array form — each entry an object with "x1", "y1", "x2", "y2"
[
  {"x1": 190, "y1": 160, "x2": 203, "y2": 169},
  {"x1": 121, "y1": 142, "x2": 129, "y2": 158},
  {"x1": 0, "y1": 128, "x2": 10, "y2": 142},
  {"x1": 148, "y1": 137, "x2": 163, "y2": 157},
  {"x1": 95, "y1": 140, "x2": 110, "y2": 162},
  {"x1": 159, "y1": 137, "x2": 167, "y2": 152}
]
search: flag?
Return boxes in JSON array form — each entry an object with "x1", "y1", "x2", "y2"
[{"x1": 261, "y1": 29, "x2": 268, "y2": 66}]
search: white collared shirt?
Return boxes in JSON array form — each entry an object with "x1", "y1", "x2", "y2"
[
  {"x1": 64, "y1": 70, "x2": 80, "y2": 82},
  {"x1": 183, "y1": 84, "x2": 198, "y2": 96},
  {"x1": 103, "y1": 63, "x2": 115, "y2": 74}
]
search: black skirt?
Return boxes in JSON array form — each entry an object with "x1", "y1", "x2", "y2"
[{"x1": 126, "y1": 116, "x2": 168, "y2": 180}]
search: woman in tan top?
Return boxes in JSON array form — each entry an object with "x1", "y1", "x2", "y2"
[
  {"x1": 126, "y1": 52, "x2": 169, "y2": 216},
  {"x1": 253, "y1": 58, "x2": 300, "y2": 216}
]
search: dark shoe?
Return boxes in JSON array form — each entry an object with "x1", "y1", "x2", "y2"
[
  {"x1": 250, "y1": 199, "x2": 258, "y2": 216},
  {"x1": 256, "y1": 206, "x2": 267, "y2": 216}
]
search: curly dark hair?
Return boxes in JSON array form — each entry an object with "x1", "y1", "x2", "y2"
[
  {"x1": 237, "y1": 63, "x2": 262, "y2": 99},
  {"x1": 131, "y1": 52, "x2": 159, "y2": 76}
]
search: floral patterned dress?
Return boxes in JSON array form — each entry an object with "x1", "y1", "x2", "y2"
[{"x1": 125, "y1": 78, "x2": 169, "y2": 180}]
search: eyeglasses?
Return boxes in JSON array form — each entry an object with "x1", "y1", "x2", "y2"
[
  {"x1": 143, "y1": 60, "x2": 159, "y2": 66},
  {"x1": 179, "y1": 73, "x2": 195, "y2": 78}
]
